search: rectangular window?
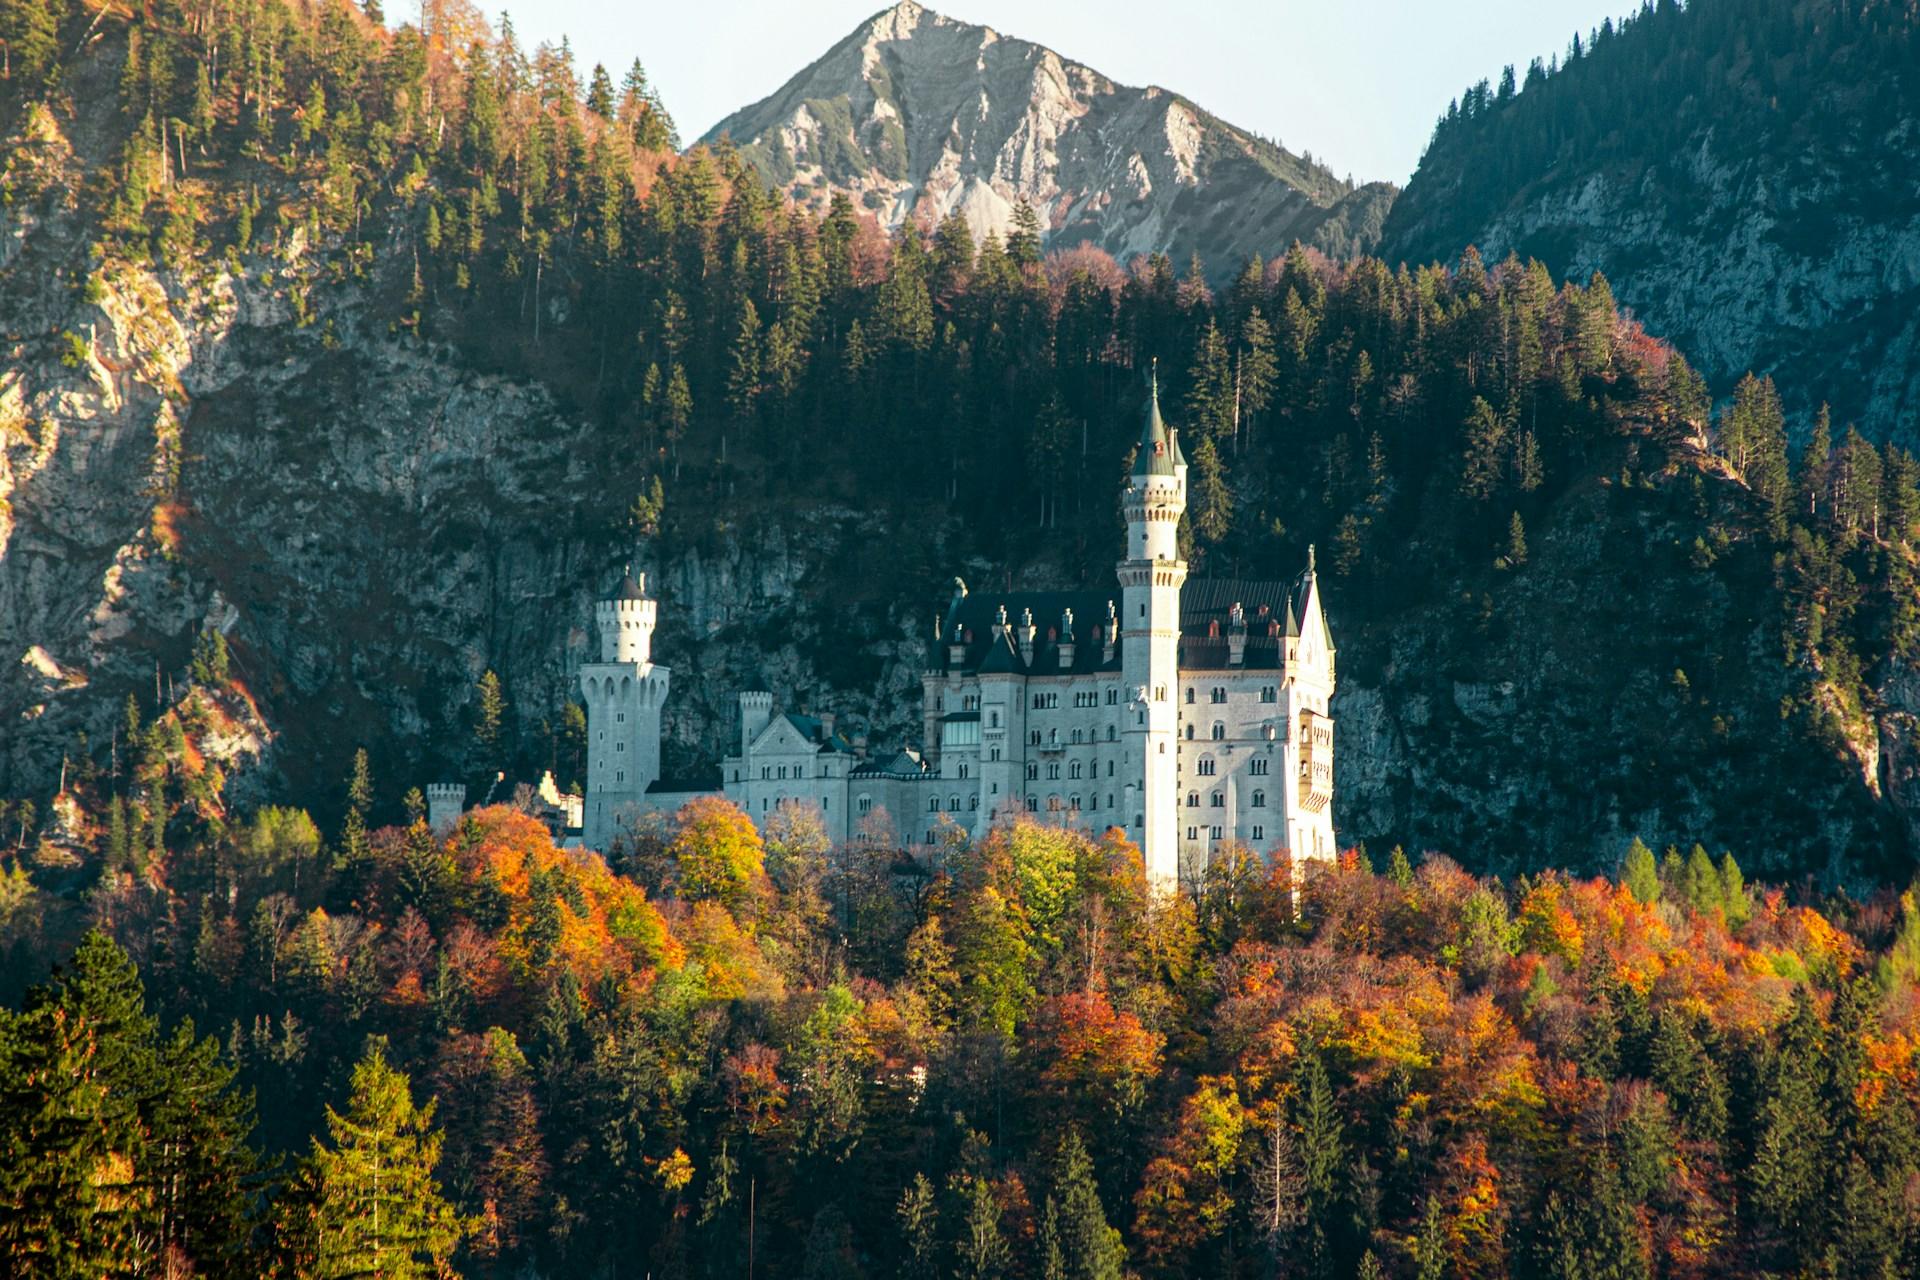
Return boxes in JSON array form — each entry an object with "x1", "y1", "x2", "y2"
[{"x1": 1252, "y1": 825, "x2": 1264, "y2": 841}]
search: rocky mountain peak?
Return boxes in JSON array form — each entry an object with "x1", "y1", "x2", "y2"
[{"x1": 703, "y1": 3, "x2": 1393, "y2": 271}]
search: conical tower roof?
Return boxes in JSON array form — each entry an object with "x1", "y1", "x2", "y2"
[{"x1": 1133, "y1": 364, "x2": 1177, "y2": 478}]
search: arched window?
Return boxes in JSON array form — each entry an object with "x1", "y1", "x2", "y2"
[
  {"x1": 1210, "y1": 792, "x2": 1224, "y2": 808},
  {"x1": 1187, "y1": 792, "x2": 1199, "y2": 807},
  {"x1": 949, "y1": 795, "x2": 961, "y2": 811},
  {"x1": 1211, "y1": 687, "x2": 1226, "y2": 703},
  {"x1": 1069, "y1": 761, "x2": 1082, "y2": 779},
  {"x1": 969, "y1": 794, "x2": 979, "y2": 811},
  {"x1": 1185, "y1": 724, "x2": 1195, "y2": 740},
  {"x1": 1106, "y1": 725, "x2": 1116, "y2": 741},
  {"x1": 929, "y1": 797, "x2": 939, "y2": 812},
  {"x1": 1197, "y1": 757, "x2": 1216, "y2": 777},
  {"x1": 1252, "y1": 789, "x2": 1266, "y2": 808},
  {"x1": 1211, "y1": 722, "x2": 1225, "y2": 740},
  {"x1": 1069, "y1": 795, "x2": 1080, "y2": 811},
  {"x1": 1027, "y1": 763, "x2": 1039, "y2": 780},
  {"x1": 1185, "y1": 688, "x2": 1196, "y2": 704}
]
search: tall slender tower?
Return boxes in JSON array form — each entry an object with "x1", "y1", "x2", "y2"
[
  {"x1": 580, "y1": 571, "x2": 669, "y2": 850},
  {"x1": 1119, "y1": 371, "x2": 1188, "y2": 887}
]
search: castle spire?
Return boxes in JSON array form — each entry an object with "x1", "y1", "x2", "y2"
[{"x1": 1134, "y1": 359, "x2": 1176, "y2": 477}]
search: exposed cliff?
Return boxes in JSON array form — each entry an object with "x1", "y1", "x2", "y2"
[{"x1": 705, "y1": 1, "x2": 1395, "y2": 271}]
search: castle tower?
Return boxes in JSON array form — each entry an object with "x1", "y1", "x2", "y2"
[
  {"x1": 1119, "y1": 370, "x2": 1188, "y2": 887},
  {"x1": 1286, "y1": 549, "x2": 1339, "y2": 867},
  {"x1": 580, "y1": 570, "x2": 670, "y2": 850},
  {"x1": 426, "y1": 782, "x2": 465, "y2": 834}
]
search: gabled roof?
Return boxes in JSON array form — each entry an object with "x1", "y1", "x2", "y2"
[{"x1": 782, "y1": 712, "x2": 858, "y2": 754}]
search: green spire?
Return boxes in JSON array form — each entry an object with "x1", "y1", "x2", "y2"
[{"x1": 1134, "y1": 360, "x2": 1176, "y2": 477}]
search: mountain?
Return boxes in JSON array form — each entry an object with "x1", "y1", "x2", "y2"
[
  {"x1": 702, "y1": 1, "x2": 1395, "y2": 271},
  {"x1": 1382, "y1": 0, "x2": 1920, "y2": 444}
]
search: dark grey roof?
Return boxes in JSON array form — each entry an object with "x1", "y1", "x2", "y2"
[
  {"x1": 1133, "y1": 375, "x2": 1177, "y2": 477},
  {"x1": 783, "y1": 712, "x2": 858, "y2": 754},
  {"x1": 851, "y1": 747, "x2": 928, "y2": 779},
  {"x1": 940, "y1": 711, "x2": 981, "y2": 723},
  {"x1": 943, "y1": 590, "x2": 1124, "y2": 677},
  {"x1": 614, "y1": 573, "x2": 648, "y2": 602}
]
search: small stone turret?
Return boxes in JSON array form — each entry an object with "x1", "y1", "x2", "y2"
[
  {"x1": 740, "y1": 691, "x2": 774, "y2": 755},
  {"x1": 426, "y1": 783, "x2": 465, "y2": 834}
]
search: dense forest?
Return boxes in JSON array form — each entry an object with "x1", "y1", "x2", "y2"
[
  {"x1": 7, "y1": 0, "x2": 1920, "y2": 1273},
  {"x1": 13, "y1": 798, "x2": 1920, "y2": 1279}
]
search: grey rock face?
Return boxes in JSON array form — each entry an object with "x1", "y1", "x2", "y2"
[{"x1": 705, "y1": 1, "x2": 1395, "y2": 273}]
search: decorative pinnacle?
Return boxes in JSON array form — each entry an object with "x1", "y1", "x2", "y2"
[{"x1": 1307, "y1": 544, "x2": 1317, "y2": 574}]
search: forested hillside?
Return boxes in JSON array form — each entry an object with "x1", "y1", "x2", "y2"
[
  {"x1": 3, "y1": 0, "x2": 1920, "y2": 880},
  {"x1": 10, "y1": 802, "x2": 1920, "y2": 1278},
  {"x1": 1382, "y1": 0, "x2": 1920, "y2": 443}
]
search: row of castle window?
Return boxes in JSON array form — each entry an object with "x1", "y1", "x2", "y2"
[
  {"x1": 1183, "y1": 723, "x2": 1228, "y2": 740},
  {"x1": 1183, "y1": 686, "x2": 1281, "y2": 704},
  {"x1": 1187, "y1": 790, "x2": 1266, "y2": 808},
  {"x1": 763, "y1": 795, "x2": 832, "y2": 813},
  {"x1": 1024, "y1": 794, "x2": 1117, "y2": 813},
  {"x1": 1028, "y1": 726, "x2": 1120, "y2": 746},
  {"x1": 1026, "y1": 760, "x2": 1117, "y2": 781},
  {"x1": 930, "y1": 795, "x2": 982, "y2": 812},
  {"x1": 1186, "y1": 826, "x2": 1265, "y2": 841},
  {"x1": 1029, "y1": 689, "x2": 1122, "y2": 710}
]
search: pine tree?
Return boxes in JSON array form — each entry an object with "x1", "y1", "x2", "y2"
[
  {"x1": 896, "y1": 1172, "x2": 938, "y2": 1278},
  {"x1": 474, "y1": 671, "x2": 505, "y2": 770},
  {"x1": 585, "y1": 62, "x2": 614, "y2": 117},
  {"x1": 1460, "y1": 396, "x2": 1506, "y2": 500},
  {"x1": 959, "y1": 1176, "x2": 1011, "y2": 1280},
  {"x1": 1190, "y1": 436, "x2": 1233, "y2": 548},
  {"x1": 1621, "y1": 837, "x2": 1659, "y2": 904},
  {"x1": 1185, "y1": 319, "x2": 1235, "y2": 443},
  {"x1": 271, "y1": 1046, "x2": 470, "y2": 1278},
  {"x1": 1414, "y1": 1193, "x2": 1447, "y2": 1280},
  {"x1": 1052, "y1": 1130, "x2": 1125, "y2": 1280},
  {"x1": 1503, "y1": 511, "x2": 1528, "y2": 567},
  {"x1": 1294, "y1": 1052, "x2": 1345, "y2": 1276}
]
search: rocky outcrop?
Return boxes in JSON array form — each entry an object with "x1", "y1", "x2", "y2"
[{"x1": 705, "y1": 1, "x2": 1395, "y2": 272}]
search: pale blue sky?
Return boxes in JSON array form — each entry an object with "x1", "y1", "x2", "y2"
[{"x1": 493, "y1": 0, "x2": 1636, "y2": 184}]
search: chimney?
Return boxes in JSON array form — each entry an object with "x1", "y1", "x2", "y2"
[
  {"x1": 1103, "y1": 599, "x2": 1118, "y2": 663},
  {"x1": 1018, "y1": 608, "x2": 1036, "y2": 665},
  {"x1": 1228, "y1": 601, "x2": 1247, "y2": 667},
  {"x1": 820, "y1": 711, "x2": 837, "y2": 742},
  {"x1": 1058, "y1": 608, "x2": 1076, "y2": 669}
]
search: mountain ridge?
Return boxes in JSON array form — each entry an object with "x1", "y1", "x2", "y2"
[{"x1": 702, "y1": 0, "x2": 1395, "y2": 270}]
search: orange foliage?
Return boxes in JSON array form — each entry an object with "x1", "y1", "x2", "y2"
[
  {"x1": 1037, "y1": 990, "x2": 1165, "y2": 1110},
  {"x1": 456, "y1": 807, "x2": 680, "y2": 997}
]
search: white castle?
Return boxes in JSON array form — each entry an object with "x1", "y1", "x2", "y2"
[{"x1": 573, "y1": 379, "x2": 1338, "y2": 890}]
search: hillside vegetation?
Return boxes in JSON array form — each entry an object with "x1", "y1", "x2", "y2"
[{"x1": 11, "y1": 796, "x2": 1920, "y2": 1278}]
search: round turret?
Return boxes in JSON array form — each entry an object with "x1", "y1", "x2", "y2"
[{"x1": 597, "y1": 571, "x2": 656, "y2": 665}]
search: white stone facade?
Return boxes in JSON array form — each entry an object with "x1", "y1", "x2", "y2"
[{"x1": 577, "y1": 386, "x2": 1338, "y2": 891}]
